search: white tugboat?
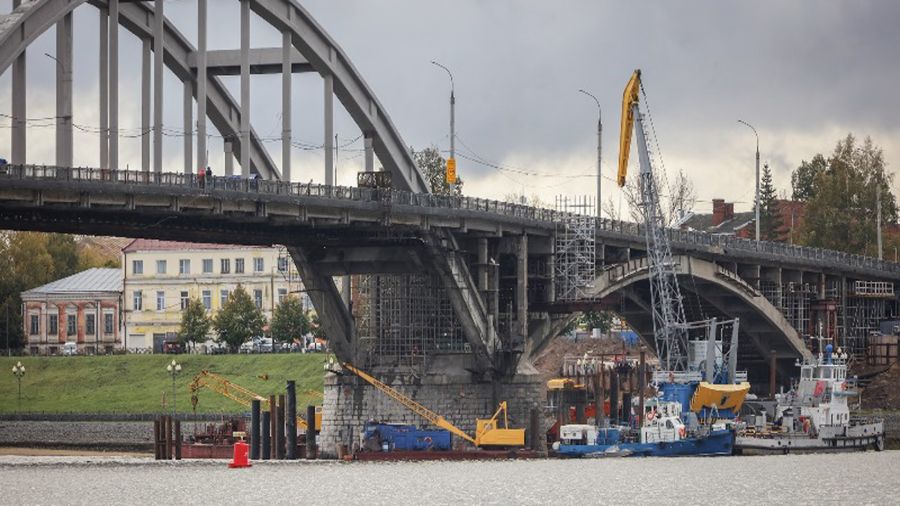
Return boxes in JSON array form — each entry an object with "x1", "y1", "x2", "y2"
[{"x1": 735, "y1": 343, "x2": 884, "y2": 454}]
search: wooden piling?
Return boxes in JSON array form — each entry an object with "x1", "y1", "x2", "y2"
[
  {"x1": 261, "y1": 410, "x2": 271, "y2": 460},
  {"x1": 276, "y1": 394, "x2": 286, "y2": 460},
  {"x1": 305, "y1": 405, "x2": 316, "y2": 459},
  {"x1": 286, "y1": 381, "x2": 297, "y2": 460},
  {"x1": 153, "y1": 418, "x2": 161, "y2": 460},
  {"x1": 269, "y1": 395, "x2": 277, "y2": 459},
  {"x1": 174, "y1": 419, "x2": 182, "y2": 460},
  {"x1": 250, "y1": 399, "x2": 261, "y2": 460}
]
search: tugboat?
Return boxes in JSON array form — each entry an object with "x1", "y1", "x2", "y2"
[{"x1": 735, "y1": 343, "x2": 884, "y2": 454}]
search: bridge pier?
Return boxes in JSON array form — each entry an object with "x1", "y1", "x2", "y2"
[{"x1": 320, "y1": 356, "x2": 546, "y2": 458}]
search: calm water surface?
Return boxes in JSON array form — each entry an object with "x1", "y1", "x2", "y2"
[{"x1": 2, "y1": 452, "x2": 898, "y2": 505}]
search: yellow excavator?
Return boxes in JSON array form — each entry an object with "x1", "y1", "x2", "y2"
[
  {"x1": 189, "y1": 370, "x2": 323, "y2": 431},
  {"x1": 339, "y1": 362, "x2": 525, "y2": 448}
]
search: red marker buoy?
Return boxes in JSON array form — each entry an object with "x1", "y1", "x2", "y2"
[{"x1": 229, "y1": 437, "x2": 251, "y2": 468}]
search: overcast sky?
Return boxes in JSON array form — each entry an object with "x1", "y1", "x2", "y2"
[{"x1": 1, "y1": 0, "x2": 898, "y2": 215}]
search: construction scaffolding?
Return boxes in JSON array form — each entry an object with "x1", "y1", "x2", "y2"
[
  {"x1": 554, "y1": 195, "x2": 596, "y2": 301},
  {"x1": 355, "y1": 274, "x2": 468, "y2": 369}
]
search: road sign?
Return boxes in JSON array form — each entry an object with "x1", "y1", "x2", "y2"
[{"x1": 446, "y1": 157, "x2": 457, "y2": 185}]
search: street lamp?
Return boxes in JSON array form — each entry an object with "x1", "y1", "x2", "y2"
[
  {"x1": 430, "y1": 60, "x2": 456, "y2": 184},
  {"x1": 578, "y1": 89, "x2": 602, "y2": 219},
  {"x1": 12, "y1": 361, "x2": 25, "y2": 413},
  {"x1": 166, "y1": 359, "x2": 182, "y2": 419},
  {"x1": 737, "y1": 119, "x2": 760, "y2": 242}
]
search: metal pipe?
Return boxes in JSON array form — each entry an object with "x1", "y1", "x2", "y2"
[
  {"x1": 260, "y1": 410, "x2": 270, "y2": 460},
  {"x1": 578, "y1": 89, "x2": 602, "y2": 218},
  {"x1": 430, "y1": 61, "x2": 454, "y2": 161},
  {"x1": 240, "y1": 0, "x2": 251, "y2": 177},
  {"x1": 153, "y1": 0, "x2": 164, "y2": 173},
  {"x1": 286, "y1": 381, "x2": 297, "y2": 459},
  {"x1": 276, "y1": 394, "x2": 286, "y2": 459},
  {"x1": 282, "y1": 30, "x2": 292, "y2": 182},
  {"x1": 268, "y1": 395, "x2": 277, "y2": 459},
  {"x1": 250, "y1": 399, "x2": 261, "y2": 459}
]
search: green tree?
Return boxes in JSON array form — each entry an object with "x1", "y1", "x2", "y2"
[
  {"x1": 270, "y1": 295, "x2": 310, "y2": 344},
  {"x1": 213, "y1": 285, "x2": 266, "y2": 352},
  {"x1": 47, "y1": 233, "x2": 80, "y2": 279},
  {"x1": 758, "y1": 163, "x2": 784, "y2": 241},
  {"x1": 580, "y1": 311, "x2": 613, "y2": 333},
  {"x1": 791, "y1": 154, "x2": 828, "y2": 202},
  {"x1": 801, "y1": 134, "x2": 897, "y2": 255},
  {"x1": 412, "y1": 146, "x2": 464, "y2": 196},
  {"x1": 179, "y1": 298, "x2": 211, "y2": 351}
]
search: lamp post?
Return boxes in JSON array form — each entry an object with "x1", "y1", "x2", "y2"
[
  {"x1": 12, "y1": 361, "x2": 25, "y2": 413},
  {"x1": 737, "y1": 120, "x2": 760, "y2": 242},
  {"x1": 166, "y1": 359, "x2": 181, "y2": 419},
  {"x1": 430, "y1": 60, "x2": 456, "y2": 184},
  {"x1": 578, "y1": 89, "x2": 602, "y2": 219}
]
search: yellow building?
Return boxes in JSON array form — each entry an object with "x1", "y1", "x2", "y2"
[{"x1": 122, "y1": 239, "x2": 304, "y2": 352}]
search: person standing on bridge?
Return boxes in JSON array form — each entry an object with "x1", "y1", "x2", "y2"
[
  {"x1": 205, "y1": 166, "x2": 212, "y2": 190},
  {"x1": 198, "y1": 167, "x2": 205, "y2": 189}
]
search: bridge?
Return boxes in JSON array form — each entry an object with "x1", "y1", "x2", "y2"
[{"x1": 2, "y1": 0, "x2": 898, "y2": 453}]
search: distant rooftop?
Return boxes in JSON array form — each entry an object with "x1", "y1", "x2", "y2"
[
  {"x1": 22, "y1": 268, "x2": 123, "y2": 297},
  {"x1": 122, "y1": 239, "x2": 267, "y2": 253}
]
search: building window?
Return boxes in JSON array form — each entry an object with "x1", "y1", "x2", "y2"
[
  {"x1": 277, "y1": 256, "x2": 289, "y2": 272},
  {"x1": 254, "y1": 289, "x2": 263, "y2": 309},
  {"x1": 133, "y1": 259, "x2": 143, "y2": 275},
  {"x1": 156, "y1": 260, "x2": 167, "y2": 275},
  {"x1": 235, "y1": 258, "x2": 245, "y2": 274},
  {"x1": 29, "y1": 314, "x2": 40, "y2": 335},
  {"x1": 202, "y1": 259, "x2": 213, "y2": 273},
  {"x1": 156, "y1": 291, "x2": 166, "y2": 311},
  {"x1": 179, "y1": 259, "x2": 191, "y2": 275},
  {"x1": 104, "y1": 313, "x2": 114, "y2": 335},
  {"x1": 202, "y1": 290, "x2": 212, "y2": 311},
  {"x1": 67, "y1": 314, "x2": 76, "y2": 336},
  {"x1": 48, "y1": 314, "x2": 58, "y2": 335},
  {"x1": 221, "y1": 258, "x2": 231, "y2": 274},
  {"x1": 133, "y1": 291, "x2": 143, "y2": 311},
  {"x1": 277, "y1": 288, "x2": 287, "y2": 304},
  {"x1": 253, "y1": 257, "x2": 264, "y2": 272},
  {"x1": 86, "y1": 313, "x2": 96, "y2": 336},
  {"x1": 180, "y1": 291, "x2": 189, "y2": 310},
  {"x1": 220, "y1": 289, "x2": 230, "y2": 307}
]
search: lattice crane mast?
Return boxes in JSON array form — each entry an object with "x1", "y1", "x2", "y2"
[{"x1": 617, "y1": 70, "x2": 691, "y2": 375}]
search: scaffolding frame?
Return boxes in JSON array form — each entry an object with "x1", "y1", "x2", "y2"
[{"x1": 554, "y1": 195, "x2": 597, "y2": 301}]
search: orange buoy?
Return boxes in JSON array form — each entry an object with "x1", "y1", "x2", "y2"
[{"x1": 228, "y1": 440, "x2": 252, "y2": 468}]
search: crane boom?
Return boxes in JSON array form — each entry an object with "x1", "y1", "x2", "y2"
[
  {"x1": 340, "y1": 363, "x2": 477, "y2": 445},
  {"x1": 189, "y1": 370, "x2": 318, "y2": 430},
  {"x1": 617, "y1": 70, "x2": 642, "y2": 187}
]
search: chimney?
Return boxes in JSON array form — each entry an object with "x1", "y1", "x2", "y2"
[
  {"x1": 724, "y1": 202, "x2": 734, "y2": 222},
  {"x1": 712, "y1": 199, "x2": 726, "y2": 226}
]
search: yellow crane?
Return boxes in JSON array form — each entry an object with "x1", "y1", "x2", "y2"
[
  {"x1": 339, "y1": 362, "x2": 525, "y2": 448},
  {"x1": 189, "y1": 370, "x2": 322, "y2": 431}
]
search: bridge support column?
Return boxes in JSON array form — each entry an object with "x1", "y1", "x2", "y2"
[
  {"x1": 142, "y1": 38, "x2": 151, "y2": 172},
  {"x1": 364, "y1": 134, "x2": 374, "y2": 173},
  {"x1": 282, "y1": 29, "x2": 292, "y2": 182},
  {"x1": 99, "y1": 9, "x2": 109, "y2": 171},
  {"x1": 240, "y1": 0, "x2": 251, "y2": 177},
  {"x1": 517, "y1": 234, "x2": 528, "y2": 339},
  {"x1": 324, "y1": 72, "x2": 334, "y2": 185},
  {"x1": 183, "y1": 80, "x2": 192, "y2": 174},
  {"x1": 11, "y1": 1, "x2": 26, "y2": 165},
  {"x1": 197, "y1": 0, "x2": 207, "y2": 171},
  {"x1": 109, "y1": 0, "x2": 119, "y2": 170},
  {"x1": 224, "y1": 142, "x2": 234, "y2": 175},
  {"x1": 55, "y1": 12, "x2": 73, "y2": 168},
  {"x1": 153, "y1": 0, "x2": 164, "y2": 173}
]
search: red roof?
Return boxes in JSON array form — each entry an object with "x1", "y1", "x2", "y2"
[{"x1": 122, "y1": 239, "x2": 265, "y2": 253}]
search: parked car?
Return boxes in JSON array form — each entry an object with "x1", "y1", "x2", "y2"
[
  {"x1": 239, "y1": 338, "x2": 258, "y2": 354},
  {"x1": 163, "y1": 341, "x2": 185, "y2": 354},
  {"x1": 62, "y1": 342, "x2": 78, "y2": 356},
  {"x1": 257, "y1": 338, "x2": 273, "y2": 353}
]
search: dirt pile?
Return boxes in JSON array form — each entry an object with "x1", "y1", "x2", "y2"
[{"x1": 861, "y1": 363, "x2": 900, "y2": 410}]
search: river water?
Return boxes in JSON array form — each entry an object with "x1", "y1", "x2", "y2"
[{"x1": 1, "y1": 452, "x2": 898, "y2": 505}]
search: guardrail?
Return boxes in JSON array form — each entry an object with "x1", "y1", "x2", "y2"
[{"x1": 2, "y1": 163, "x2": 899, "y2": 274}]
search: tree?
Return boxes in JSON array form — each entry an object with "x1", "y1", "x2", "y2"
[
  {"x1": 47, "y1": 234, "x2": 80, "y2": 279},
  {"x1": 179, "y1": 298, "x2": 211, "y2": 351},
  {"x1": 602, "y1": 168, "x2": 695, "y2": 226},
  {"x1": 412, "y1": 146, "x2": 464, "y2": 196},
  {"x1": 270, "y1": 295, "x2": 310, "y2": 344},
  {"x1": 580, "y1": 311, "x2": 613, "y2": 333},
  {"x1": 213, "y1": 285, "x2": 266, "y2": 352},
  {"x1": 791, "y1": 154, "x2": 828, "y2": 202},
  {"x1": 503, "y1": 192, "x2": 546, "y2": 208},
  {"x1": 758, "y1": 163, "x2": 784, "y2": 241},
  {"x1": 800, "y1": 134, "x2": 897, "y2": 255}
]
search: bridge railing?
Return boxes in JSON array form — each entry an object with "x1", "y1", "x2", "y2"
[{"x1": 2, "y1": 163, "x2": 899, "y2": 274}]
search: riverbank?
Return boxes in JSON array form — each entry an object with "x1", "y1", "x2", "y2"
[{"x1": 0, "y1": 354, "x2": 326, "y2": 414}]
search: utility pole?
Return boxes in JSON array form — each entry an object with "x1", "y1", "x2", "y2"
[
  {"x1": 578, "y1": 89, "x2": 602, "y2": 219},
  {"x1": 431, "y1": 61, "x2": 456, "y2": 185},
  {"x1": 877, "y1": 179, "x2": 883, "y2": 260},
  {"x1": 738, "y1": 120, "x2": 760, "y2": 242}
]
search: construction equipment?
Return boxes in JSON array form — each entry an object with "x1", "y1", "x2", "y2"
[
  {"x1": 189, "y1": 370, "x2": 322, "y2": 431},
  {"x1": 339, "y1": 362, "x2": 525, "y2": 448}
]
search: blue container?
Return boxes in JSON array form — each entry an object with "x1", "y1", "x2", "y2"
[{"x1": 363, "y1": 423, "x2": 452, "y2": 451}]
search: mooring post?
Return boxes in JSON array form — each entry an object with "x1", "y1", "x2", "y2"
[
  {"x1": 609, "y1": 372, "x2": 619, "y2": 425},
  {"x1": 164, "y1": 415, "x2": 172, "y2": 460},
  {"x1": 153, "y1": 417, "x2": 161, "y2": 460},
  {"x1": 286, "y1": 381, "x2": 297, "y2": 460},
  {"x1": 261, "y1": 410, "x2": 271, "y2": 460},
  {"x1": 638, "y1": 348, "x2": 646, "y2": 429},
  {"x1": 276, "y1": 394, "x2": 286, "y2": 459},
  {"x1": 174, "y1": 419, "x2": 182, "y2": 460},
  {"x1": 250, "y1": 399, "x2": 261, "y2": 460},
  {"x1": 268, "y1": 395, "x2": 277, "y2": 459},
  {"x1": 306, "y1": 404, "x2": 316, "y2": 459}
]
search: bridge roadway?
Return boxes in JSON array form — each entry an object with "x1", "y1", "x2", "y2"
[{"x1": 2, "y1": 164, "x2": 899, "y2": 373}]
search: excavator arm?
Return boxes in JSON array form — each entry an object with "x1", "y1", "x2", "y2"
[{"x1": 617, "y1": 69, "x2": 642, "y2": 187}]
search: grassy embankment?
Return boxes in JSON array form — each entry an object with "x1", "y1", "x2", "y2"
[{"x1": 0, "y1": 354, "x2": 326, "y2": 414}]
